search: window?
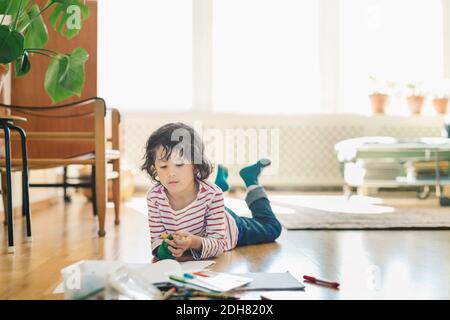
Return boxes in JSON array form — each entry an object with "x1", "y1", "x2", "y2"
[
  {"x1": 340, "y1": 0, "x2": 444, "y2": 115},
  {"x1": 98, "y1": 0, "x2": 446, "y2": 115},
  {"x1": 98, "y1": 0, "x2": 192, "y2": 112},
  {"x1": 212, "y1": 0, "x2": 321, "y2": 114}
]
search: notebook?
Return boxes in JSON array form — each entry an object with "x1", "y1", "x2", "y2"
[
  {"x1": 230, "y1": 271, "x2": 305, "y2": 291},
  {"x1": 167, "y1": 271, "x2": 253, "y2": 292}
]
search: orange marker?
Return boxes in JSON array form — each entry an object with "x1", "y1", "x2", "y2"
[{"x1": 162, "y1": 287, "x2": 177, "y2": 300}]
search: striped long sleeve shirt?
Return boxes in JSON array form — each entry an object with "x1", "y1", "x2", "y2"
[{"x1": 147, "y1": 179, "x2": 239, "y2": 260}]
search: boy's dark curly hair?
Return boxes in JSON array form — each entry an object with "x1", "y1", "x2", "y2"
[{"x1": 141, "y1": 122, "x2": 213, "y2": 183}]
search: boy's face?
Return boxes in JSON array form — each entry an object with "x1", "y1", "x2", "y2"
[{"x1": 154, "y1": 146, "x2": 196, "y2": 194}]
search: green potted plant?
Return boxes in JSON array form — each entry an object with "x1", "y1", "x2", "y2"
[
  {"x1": 368, "y1": 76, "x2": 395, "y2": 114},
  {"x1": 0, "y1": 0, "x2": 90, "y2": 103},
  {"x1": 405, "y1": 82, "x2": 426, "y2": 115}
]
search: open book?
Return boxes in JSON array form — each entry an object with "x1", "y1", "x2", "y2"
[{"x1": 55, "y1": 259, "x2": 215, "y2": 299}]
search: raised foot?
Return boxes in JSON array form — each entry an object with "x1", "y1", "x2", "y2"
[{"x1": 259, "y1": 158, "x2": 271, "y2": 167}]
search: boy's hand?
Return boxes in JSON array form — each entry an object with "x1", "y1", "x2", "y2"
[
  {"x1": 165, "y1": 233, "x2": 189, "y2": 258},
  {"x1": 165, "y1": 230, "x2": 202, "y2": 257}
]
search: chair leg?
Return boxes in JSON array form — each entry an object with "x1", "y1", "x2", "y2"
[
  {"x1": 95, "y1": 160, "x2": 107, "y2": 237},
  {"x1": 11, "y1": 124, "x2": 32, "y2": 241},
  {"x1": 63, "y1": 167, "x2": 71, "y2": 203},
  {"x1": 1, "y1": 174, "x2": 7, "y2": 226},
  {"x1": 1, "y1": 124, "x2": 14, "y2": 253},
  {"x1": 91, "y1": 165, "x2": 97, "y2": 217},
  {"x1": 94, "y1": 100, "x2": 107, "y2": 237},
  {"x1": 112, "y1": 159, "x2": 120, "y2": 225}
]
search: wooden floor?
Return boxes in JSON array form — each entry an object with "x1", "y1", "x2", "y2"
[{"x1": 1, "y1": 192, "x2": 449, "y2": 300}]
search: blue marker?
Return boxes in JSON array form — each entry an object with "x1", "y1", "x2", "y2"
[{"x1": 183, "y1": 273, "x2": 194, "y2": 279}]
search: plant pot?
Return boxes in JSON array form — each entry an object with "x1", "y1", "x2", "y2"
[
  {"x1": 407, "y1": 95, "x2": 425, "y2": 115},
  {"x1": 369, "y1": 93, "x2": 388, "y2": 114},
  {"x1": 433, "y1": 98, "x2": 449, "y2": 115},
  {"x1": 0, "y1": 64, "x2": 7, "y2": 97}
]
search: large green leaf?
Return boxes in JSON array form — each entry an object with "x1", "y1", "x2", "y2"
[
  {"x1": 18, "y1": 4, "x2": 49, "y2": 49},
  {"x1": 0, "y1": 25, "x2": 24, "y2": 63},
  {"x1": 47, "y1": 0, "x2": 89, "y2": 39},
  {"x1": 44, "y1": 47, "x2": 88, "y2": 103},
  {"x1": 15, "y1": 51, "x2": 30, "y2": 76},
  {"x1": 0, "y1": 0, "x2": 30, "y2": 20},
  {"x1": 59, "y1": 47, "x2": 88, "y2": 91}
]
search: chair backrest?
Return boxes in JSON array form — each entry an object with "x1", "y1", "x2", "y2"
[
  {"x1": 10, "y1": 99, "x2": 103, "y2": 159},
  {"x1": 0, "y1": 98, "x2": 106, "y2": 160}
]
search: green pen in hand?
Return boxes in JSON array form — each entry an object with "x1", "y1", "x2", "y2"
[{"x1": 157, "y1": 233, "x2": 175, "y2": 260}]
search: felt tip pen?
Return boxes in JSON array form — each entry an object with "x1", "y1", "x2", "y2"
[
  {"x1": 162, "y1": 287, "x2": 177, "y2": 300},
  {"x1": 169, "y1": 275, "x2": 221, "y2": 293},
  {"x1": 191, "y1": 291, "x2": 239, "y2": 300},
  {"x1": 192, "y1": 272, "x2": 210, "y2": 277},
  {"x1": 169, "y1": 275, "x2": 192, "y2": 285},
  {"x1": 303, "y1": 275, "x2": 340, "y2": 288}
]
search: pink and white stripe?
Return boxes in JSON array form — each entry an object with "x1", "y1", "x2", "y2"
[{"x1": 147, "y1": 179, "x2": 239, "y2": 260}]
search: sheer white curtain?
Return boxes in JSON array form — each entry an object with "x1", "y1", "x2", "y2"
[
  {"x1": 98, "y1": 0, "x2": 192, "y2": 111},
  {"x1": 340, "y1": 0, "x2": 444, "y2": 115},
  {"x1": 212, "y1": 0, "x2": 321, "y2": 114}
]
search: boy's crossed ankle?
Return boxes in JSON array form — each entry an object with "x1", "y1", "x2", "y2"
[
  {"x1": 239, "y1": 158, "x2": 271, "y2": 188},
  {"x1": 214, "y1": 164, "x2": 229, "y2": 192}
]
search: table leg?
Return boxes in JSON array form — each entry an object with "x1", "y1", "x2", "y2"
[
  {"x1": 1, "y1": 124, "x2": 14, "y2": 253},
  {"x1": 10, "y1": 124, "x2": 32, "y2": 241}
]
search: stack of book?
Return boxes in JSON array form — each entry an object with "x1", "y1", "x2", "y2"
[
  {"x1": 406, "y1": 161, "x2": 450, "y2": 181},
  {"x1": 348, "y1": 160, "x2": 403, "y2": 181}
]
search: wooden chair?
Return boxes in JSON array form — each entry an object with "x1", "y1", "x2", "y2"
[{"x1": 0, "y1": 97, "x2": 121, "y2": 237}]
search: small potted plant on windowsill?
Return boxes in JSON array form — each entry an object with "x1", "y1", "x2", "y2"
[
  {"x1": 368, "y1": 76, "x2": 395, "y2": 115},
  {"x1": 433, "y1": 95, "x2": 448, "y2": 115},
  {"x1": 0, "y1": 0, "x2": 90, "y2": 103},
  {"x1": 431, "y1": 80, "x2": 450, "y2": 115},
  {"x1": 433, "y1": 96, "x2": 448, "y2": 114},
  {"x1": 405, "y1": 82, "x2": 426, "y2": 115}
]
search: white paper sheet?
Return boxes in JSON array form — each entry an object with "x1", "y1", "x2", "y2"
[{"x1": 52, "y1": 259, "x2": 216, "y2": 295}]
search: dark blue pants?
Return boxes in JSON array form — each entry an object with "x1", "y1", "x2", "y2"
[{"x1": 225, "y1": 186, "x2": 282, "y2": 247}]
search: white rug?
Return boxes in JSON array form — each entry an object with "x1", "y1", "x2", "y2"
[{"x1": 267, "y1": 195, "x2": 450, "y2": 230}]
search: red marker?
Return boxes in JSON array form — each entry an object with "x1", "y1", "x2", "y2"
[
  {"x1": 192, "y1": 272, "x2": 210, "y2": 277},
  {"x1": 303, "y1": 275, "x2": 340, "y2": 288}
]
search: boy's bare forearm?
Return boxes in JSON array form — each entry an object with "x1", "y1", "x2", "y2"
[
  {"x1": 190, "y1": 235, "x2": 203, "y2": 251},
  {"x1": 176, "y1": 251, "x2": 194, "y2": 262}
]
